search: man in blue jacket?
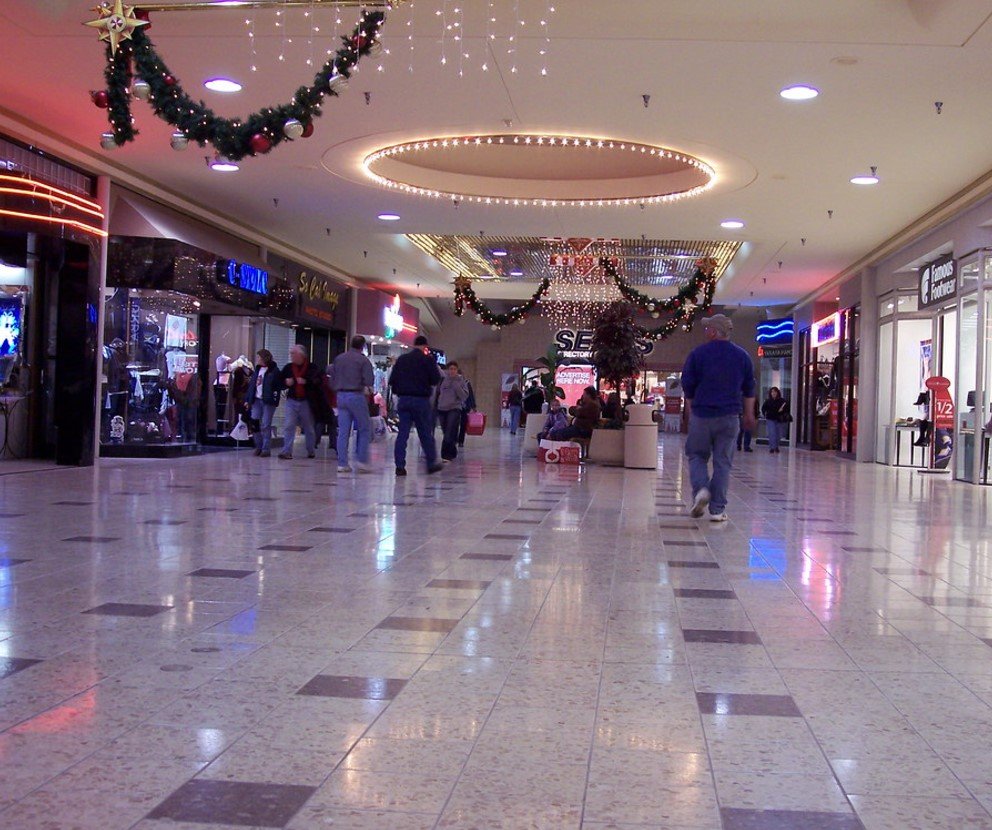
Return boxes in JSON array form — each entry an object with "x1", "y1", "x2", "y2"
[
  {"x1": 681, "y1": 314, "x2": 756, "y2": 522},
  {"x1": 389, "y1": 335, "x2": 443, "y2": 476}
]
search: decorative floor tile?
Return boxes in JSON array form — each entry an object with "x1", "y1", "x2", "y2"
[
  {"x1": 844, "y1": 547, "x2": 888, "y2": 553},
  {"x1": 721, "y1": 807, "x2": 865, "y2": 829},
  {"x1": 297, "y1": 674, "x2": 408, "y2": 700},
  {"x1": 697, "y1": 692, "x2": 802, "y2": 717},
  {"x1": 52, "y1": 500, "x2": 94, "y2": 505},
  {"x1": 82, "y1": 602, "x2": 174, "y2": 617},
  {"x1": 666, "y1": 540, "x2": 709, "y2": 547},
  {"x1": 144, "y1": 519, "x2": 188, "y2": 526},
  {"x1": 918, "y1": 596, "x2": 989, "y2": 609},
  {"x1": 147, "y1": 779, "x2": 316, "y2": 827},
  {"x1": 460, "y1": 553, "x2": 514, "y2": 561},
  {"x1": 683, "y1": 629, "x2": 763, "y2": 645},
  {"x1": 187, "y1": 568, "x2": 256, "y2": 579},
  {"x1": 0, "y1": 557, "x2": 30, "y2": 567},
  {"x1": 427, "y1": 579, "x2": 492, "y2": 590},
  {"x1": 258, "y1": 545, "x2": 313, "y2": 552},
  {"x1": 62, "y1": 535, "x2": 121, "y2": 543},
  {"x1": 875, "y1": 568, "x2": 931, "y2": 576},
  {"x1": 669, "y1": 561, "x2": 720, "y2": 569},
  {"x1": 308, "y1": 527, "x2": 356, "y2": 533},
  {"x1": 376, "y1": 616, "x2": 460, "y2": 633},
  {"x1": 484, "y1": 534, "x2": 529, "y2": 540},
  {"x1": 0, "y1": 656, "x2": 43, "y2": 679},
  {"x1": 675, "y1": 589, "x2": 737, "y2": 600}
]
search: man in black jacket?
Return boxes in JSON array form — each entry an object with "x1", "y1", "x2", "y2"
[{"x1": 389, "y1": 335, "x2": 443, "y2": 476}]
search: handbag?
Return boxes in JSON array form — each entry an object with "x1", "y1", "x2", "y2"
[
  {"x1": 371, "y1": 415, "x2": 388, "y2": 443},
  {"x1": 466, "y1": 411, "x2": 487, "y2": 436}
]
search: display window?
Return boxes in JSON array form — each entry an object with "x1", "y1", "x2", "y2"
[{"x1": 799, "y1": 307, "x2": 858, "y2": 454}]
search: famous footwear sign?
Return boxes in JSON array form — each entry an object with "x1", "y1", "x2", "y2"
[{"x1": 919, "y1": 254, "x2": 957, "y2": 309}]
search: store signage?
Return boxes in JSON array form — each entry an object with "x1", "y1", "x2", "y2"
[
  {"x1": 555, "y1": 365, "x2": 597, "y2": 407},
  {"x1": 555, "y1": 328, "x2": 654, "y2": 358},
  {"x1": 296, "y1": 271, "x2": 345, "y2": 327},
  {"x1": 298, "y1": 273, "x2": 340, "y2": 308},
  {"x1": 223, "y1": 260, "x2": 269, "y2": 296},
  {"x1": 919, "y1": 254, "x2": 957, "y2": 308},
  {"x1": 925, "y1": 376, "x2": 955, "y2": 430},
  {"x1": 383, "y1": 294, "x2": 405, "y2": 339},
  {"x1": 758, "y1": 344, "x2": 792, "y2": 359},
  {"x1": 756, "y1": 318, "x2": 794, "y2": 345},
  {"x1": 811, "y1": 313, "x2": 840, "y2": 348}
]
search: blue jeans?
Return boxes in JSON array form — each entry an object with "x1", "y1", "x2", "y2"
[
  {"x1": 395, "y1": 396, "x2": 437, "y2": 469},
  {"x1": 438, "y1": 409, "x2": 461, "y2": 460},
  {"x1": 549, "y1": 424, "x2": 591, "y2": 442},
  {"x1": 509, "y1": 405, "x2": 522, "y2": 434},
  {"x1": 336, "y1": 391, "x2": 372, "y2": 466},
  {"x1": 767, "y1": 419, "x2": 784, "y2": 451},
  {"x1": 251, "y1": 401, "x2": 277, "y2": 452},
  {"x1": 685, "y1": 414, "x2": 739, "y2": 515},
  {"x1": 283, "y1": 398, "x2": 316, "y2": 456}
]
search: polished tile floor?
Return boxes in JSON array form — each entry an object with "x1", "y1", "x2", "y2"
[{"x1": 2, "y1": 433, "x2": 992, "y2": 829}]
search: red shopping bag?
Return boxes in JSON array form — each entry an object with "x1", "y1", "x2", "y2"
[{"x1": 466, "y1": 411, "x2": 487, "y2": 436}]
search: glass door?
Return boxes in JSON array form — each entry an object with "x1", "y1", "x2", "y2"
[{"x1": 955, "y1": 292, "x2": 979, "y2": 482}]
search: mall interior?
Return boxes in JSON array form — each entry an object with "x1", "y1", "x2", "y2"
[{"x1": 4, "y1": 2, "x2": 992, "y2": 828}]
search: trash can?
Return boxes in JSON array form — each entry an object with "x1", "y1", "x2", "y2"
[{"x1": 623, "y1": 404, "x2": 660, "y2": 469}]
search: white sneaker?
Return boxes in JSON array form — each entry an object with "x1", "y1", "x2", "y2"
[
  {"x1": 690, "y1": 488, "x2": 711, "y2": 518},
  {"x1": 355, "y1": 464, "x2": 373, "y2": 474},
  {"x1": 709, "y1": 512, "x2": 729, "y2": 523},
  {"x1": 337, "y1": 466, "x2": 352, "y2": 474}
]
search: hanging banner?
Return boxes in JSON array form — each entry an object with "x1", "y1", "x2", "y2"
[{"x1": 925, "y1": 376, "x2": 954, "y2": 469}]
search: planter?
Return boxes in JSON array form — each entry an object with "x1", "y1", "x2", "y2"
[{"x1": 589, "y1": 428, "x2": 625, "y2": 465}]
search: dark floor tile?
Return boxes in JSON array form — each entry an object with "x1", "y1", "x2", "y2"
[
  {"x1": 187, "y1": 568, "x2": 256, "y2": 579},
  {"x1": 297, "y1": 674, "x2": 407, "y2": 700},
  {"x1": 502, "y1": 519, "x2": 542, "y2": 525},
  {"x1": 0, "y1": 656, "x2": 43, "y2": 679},
  {"x1": 844, "y1": 546, "x2": 888, "y2": 553},
  {"x1": 485, "y1": 533, "x2": 529, "y2": 540},
  {"x1": 82, "y1": 602, "x2": 173, "y2": 618},
  {"x1": 376, "y1": 616, "x2": 459, "y2": 633},
  {"x1": 874, "y1": 567, "x2": 931, "y2": 576},
  {"x1": 721, "y1": 807, "x2": 864, "y2": 829},
  {"x1": 529, "y1": 499, "x2": 560, "y2": 503},
  {"x1": 675, "y1": 588, "x2": 737, "y2": 600},
  {"x1": 984, "y1": 638, "x2": 992, "y2": 648},
  {"x1": 284, "y1": 489, "x2": 312, "y2": 493},
  {"x1": 668, "y1": 561, "x2": 720, "y2": 569},
  {"x1": 202, "y1": 478, "x2": 231, "y2": 482},
  {"x1": 0, "y1": 557, "x2": 30, "y2": 567},
  {"x1": 244, "y1": 497, "x2": 279, "y2": 502},
  {"x1": 349, "y1": 512, "x2": 374, "y2": 517},
  {"x1": 659, "y1": 523, "x2": 698, "y2": 530},
  {"x1": 0, "y1": 512, "x2": 25, "y2": 517},
  {"x1": 258, "y1": 544, "x2": 312, "y2": 552},
  {"x1": 166, "y1": 484, "x2": 195, "y2": 489},
  {"x1": 815, "y1": 530, "x2": 858, "y2": 536},
  {"x1": 198, "y1": 507, "x2": 240, "y2": 512},
  {"x1": 52, "y1": 501, "x2": 94, "y2": 505},
  {"x1": 697, "y1": 692, "x2": 801, "y2": 717},
  {"x1": 461, "y1": 553, "x2": 514, "y2": 561},
  {"x1": 147, "y1": 779, "x2": 315, "y2": 827},
  {"x1": 428, "y1": 579, "x2": 492, "y2": 590},
  {"x1": 918, "y1": 595, "x2": 989, "y2": 608},
  {"x1": 683, "y1": 629, "x2": 763, "y2": 645},
  {"x1": 144, "y1": 519, "x2": 187, "y2": 526},
  {"x1": 665, "y1": 540, "x2": 709, "y2": 547},
  {"x1": 62, "y1": 536, "x2": 121, "y2": 543},
  {"x1": 516, "y1": 508, "x2": 550, "y2": 513},
  {"x1": 308, "y1": 526, "x2": 356, "y2": 533}
]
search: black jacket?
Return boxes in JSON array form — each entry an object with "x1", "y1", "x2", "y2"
[
  {"x1": 762, "y1": 397, "x2": 790, "y2": 422},
  {"x1": 389, "y1": 349, "x2": 441, "y2": 398},
  {"x1": 523, "y1": 386, "x2": 544, "y2": 414},
  {"x1": 245, "y1": 364, "x2": 282, "y2": 407}
]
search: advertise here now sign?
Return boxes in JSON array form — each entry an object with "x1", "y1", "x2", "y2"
[{"x1": 919, "y1": 254, "x2": 956, "y2": 309}]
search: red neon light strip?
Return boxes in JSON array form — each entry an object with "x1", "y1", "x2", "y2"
[{"x1": 0, "y1": 207, "x2": 107, "y2": 237}]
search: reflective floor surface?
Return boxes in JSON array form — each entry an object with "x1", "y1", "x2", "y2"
[{"x1": 1, "y1": 433, "x2": 992, "y2": 829}]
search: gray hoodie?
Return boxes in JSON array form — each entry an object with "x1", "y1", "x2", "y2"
[{"x1": 436, "y1": 375, "x2": 469, "y2": 412}]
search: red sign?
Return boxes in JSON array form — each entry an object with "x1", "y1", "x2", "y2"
[
  {"x1": 555, "y1": 365, "x2": 597, "y2": 407},
  {"x1": 925, "y1": 376, "x2": 954, "y2": 429},
  {"x1": 664, "y1": 397, "x2": 683, "y2": 415}
]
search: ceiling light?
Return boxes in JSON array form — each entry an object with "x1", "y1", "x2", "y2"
[
  {"x1": 780, "y1": 84, "x2": 819, "y2": 101},
  {"x1": 204, "y1": 78, "x2": 242, "y2": 93},
  {"x1": 850, "y1": 166, "x2": 879, "y2": 185},
  {"x1": 492, "y1": 250, "x2": 508, "y2": 257},
  {"x1": 510, "y1": 269, "x2": 524, "y2": 277},
  {"x1": 210, "y1": 157, "x2": 239, "y2": 172},
  {"x1": 721, "y1": 219, "x2": 745, "y2": 230},
  {"x1": 377, "y1": 213, "x2": 401, "y2": 221}
]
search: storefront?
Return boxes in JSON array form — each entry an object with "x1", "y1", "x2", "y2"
[
  {"x1": 354, "y1": 288, "x2": 421, "y2": 413},
  {"x1": 0, "y1": 136, "x2": 103, "y2": 466}
]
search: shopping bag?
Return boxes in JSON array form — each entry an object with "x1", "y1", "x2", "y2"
[
  {"x1": 371, "y1": 415, "x2": 388, "y2": 443},
  {"x1": 230, "y1": 416, "x2": 250, "y2": 442},
  {"x1": 538, "y1": 439, "x2": 581, "y2": 465},
  {"x1": 466, "y1": 411, "x2": 487, "y2": 436}
]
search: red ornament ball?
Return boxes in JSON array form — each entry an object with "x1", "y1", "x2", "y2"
[
  {"x1": 249, "y1": 133, "x2": 272, "y2": 154},
  {"x1": 91, "y1": 90, "x2": 109, "y2": 109},
  {"x1": 351, "y1": 34, "x2": 368, "y2": 50},
  {"x1": 163, "y1": 75, "x2": 176, "y2": 87},
  {"x1": 301, "y1": 122, "x2": 314, "y2": 138}
]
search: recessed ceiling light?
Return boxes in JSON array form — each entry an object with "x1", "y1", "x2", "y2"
[
  {"x1": 210, "y1": 157, "x2": 239, "y2": 172},
  {"x1": 204, "y1": 78, "x2": 242, "y2": 93},
  {"x1": 780, "y1": 84, "x2": 819, "y2": 101},
  {"x1": 492, "y1": 250, "x2": 508, "y2": 257},
  {"x1": 721, "y1": 219, "x2": 745, "y2": 230},
  {"x1": 510, "y1": 269, "x2": 524, "y2": 277},
  {"x1": 850, "y1": 171, "x2": 879, "y2": 185},
  {"x1": 377, "y1": 213, "x2": 401, "y2": 221}
]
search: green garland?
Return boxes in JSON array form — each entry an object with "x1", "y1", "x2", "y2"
[
  {"x1": 99, "y1": 10, "x2": 386, "y2": 160},
  {"x1": 453, "y1": 276, "x2": 550, "y2": 329}
]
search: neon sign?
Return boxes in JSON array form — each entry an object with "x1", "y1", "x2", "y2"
[
  {"x1": 811, "y1": 312, "x2": 840, "y2": 347},
  {"x1": 224, "y1": 260, "x2": 268, "y2": 296},
  {"x1": 756, "y1": 318, "x2": 794, "y2": 345},
  {"x1": 384, "y1": 294, "x2": 404, "y2": 339}
]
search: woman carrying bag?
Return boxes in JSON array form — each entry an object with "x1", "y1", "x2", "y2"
[
  {"x1": 245, "y1": 349, "x2": 281, "y2": 457},
  {"x1": 761, "y1": 387, "x2": 790, "y2": 454}
]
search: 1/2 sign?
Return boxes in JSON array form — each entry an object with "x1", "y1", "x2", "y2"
[{"x1": 925, "y1": 376, "x2": 954, "y2": 430}]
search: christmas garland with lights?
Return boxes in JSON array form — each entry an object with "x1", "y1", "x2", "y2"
[
  {"x1": 600, "y1": 257, "x2": 718, "y2": 341},
  {"x1": 453, "y1": 276, "x2": 550, "y2": 329},
  {"x1": 92, "y1": 8, "x2": 387, "y2": 160}
]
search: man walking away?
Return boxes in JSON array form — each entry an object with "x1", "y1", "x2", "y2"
[
  {"x1": 681, "y1": 314, "x2": 756, "y2": 522},
  {"x1": 279, "y1": 344, "x2": 321, "y2": 460},
  {"x1": 389, "y1": 335, "x2": 443, "y2": 476},
  {"x1": 329, "y1": 335, "x2": 375, "y2": 474},
  {"x1": 437, "y1": 361, "x2": 469, "y2": 462},
  {"x1": 457, "y1": 370, "x2": 476, "y2": 448}
]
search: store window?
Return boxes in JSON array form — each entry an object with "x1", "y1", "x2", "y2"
[{"x1": 101, "y1": 289, "x2": 201, "y2": 447}]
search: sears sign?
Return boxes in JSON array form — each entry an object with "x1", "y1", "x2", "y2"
[
  {"x1": 919, "y1": 254, "x2": 956, "y2": 309},
  {"x1": 555, "y1": 329, "x2": 654, "y2": 357}
]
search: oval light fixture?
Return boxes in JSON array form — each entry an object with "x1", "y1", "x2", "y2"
[
  {"x1": 210, "y1": 157, "x2": 239, "y2": 172},
  {"x1": 377, "y1": 213, "x2": 401, "y2": 221},
  {"x1": 204, "y1": 78, "x2": 243, "y2": 93},
  {"x1": 510, "y1": 269, "x2": 524, "y2": 277},
  {"x1": 721, "y1": 219, "x2": 745, "y2": 230},
  {"x1": 780, "y1": 84, "x2": 819, "y2": 101},
  {"x1": 850, "y1": 166, "x2": 879, "y2": 185},
  {"x1": 492, "y1": 250, "x2": 508, "y2": 258}
]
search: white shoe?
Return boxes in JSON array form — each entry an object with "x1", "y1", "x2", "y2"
[
  {"x1": 355, "y1": 464, "x2": 372, "y2": 474},
  {"x1": 709, "y1": 512, "x2": 729, "y2": 523},
  {"x1": 337, "y1": 466, "x2": 352, "y2": 474},
  {"x1": 690, "y1": 488, "x2": 711, "y2": 518}
]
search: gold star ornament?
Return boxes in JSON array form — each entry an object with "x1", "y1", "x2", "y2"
[{"x1": 84, "y1": 1, "x2": 149, "y2": 55}]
